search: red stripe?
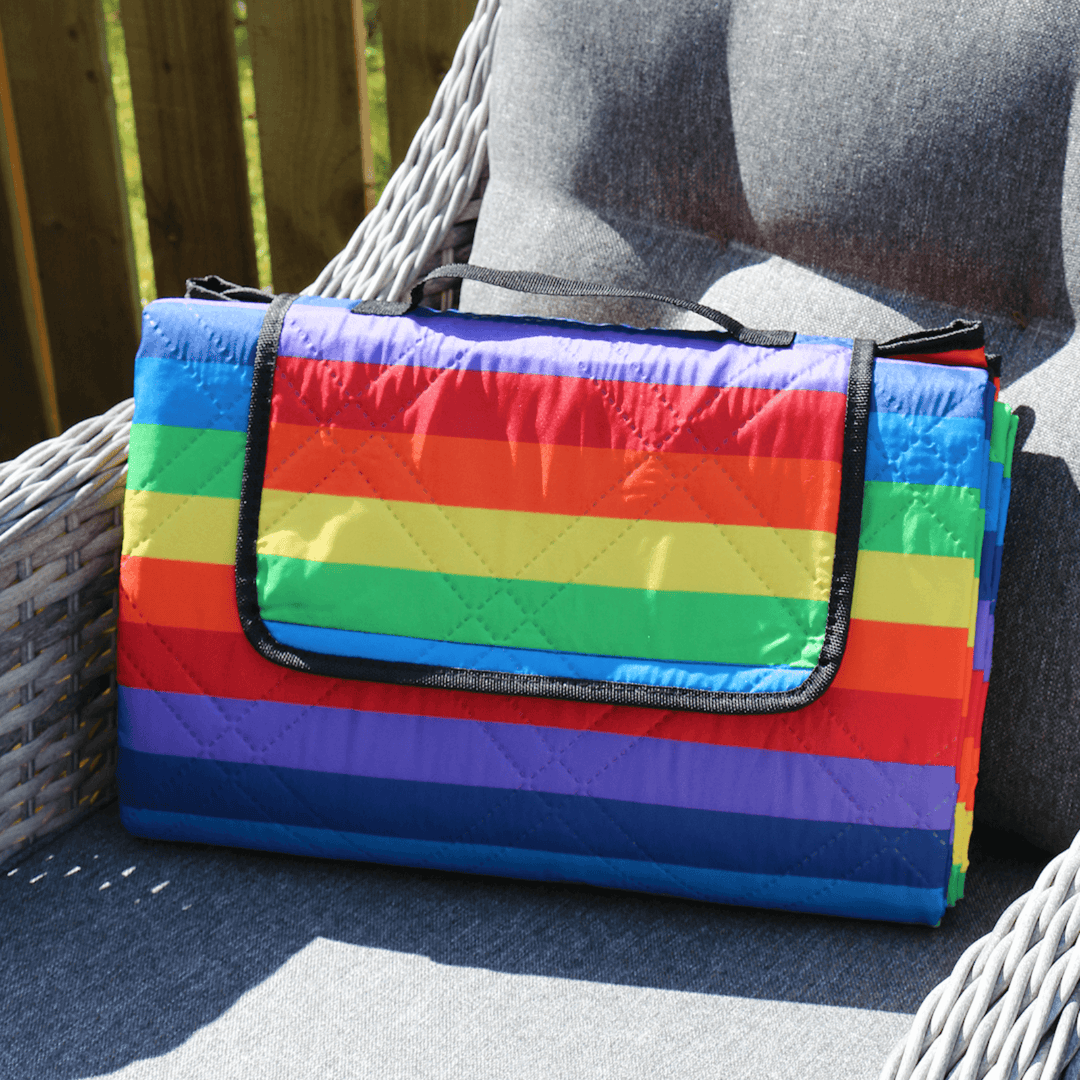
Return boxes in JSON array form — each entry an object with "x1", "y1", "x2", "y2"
[
  {"x1": 957, "y1": 737, "x2": 979, "y2": 808},
  {"x1": 271, "y1": 356, "x2": 847, "y2": 460},
  {"x1": 117, "y1": 622, "x2": 962, "y2": 766},
  {"x1": 263, "y1": 425, "x2": 843, "y2": 531}
]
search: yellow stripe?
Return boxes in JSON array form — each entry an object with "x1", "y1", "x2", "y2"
[
  {"x1": 967, "y1": 575, "x2": 980, "y2": 648},
  {"x1": 122, "y1": 489, "x2": 237, "y2": 564},
  {"x1": 851, "y1": 550, "x2": 975, "y2": 628},
  {"x1": 953, "y1": 803, "x2": 974, "y2": 873},
  {"x1": 123, "y1": 489, "x2": 978, "y2": 628},
  {"x1": 257, "y1": 489, "x2": 835, "y2": 599}
]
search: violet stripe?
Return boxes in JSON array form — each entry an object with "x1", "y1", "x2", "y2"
[
  {"x1": 973, "y1": 600, "x2": 994, "y2": 673},
  {"x1": 119, "y1": 687, "x2": 957, "y2": 830},
  {"x1": 278, "y1": 304, "x2": 851, "y2": 393}
]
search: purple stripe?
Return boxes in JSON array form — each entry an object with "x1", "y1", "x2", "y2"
[
  {"x1": 973, "y1": 600, "x2": 994, "y2": 673},
  {"x1": 278, "y1": 304, "x2": 851, "y2": 393},
  {"x1": 119, "y1": 687, "x2": 957, "y2": 830}
]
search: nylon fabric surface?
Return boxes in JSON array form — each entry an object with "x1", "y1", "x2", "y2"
[
  {"x1": 461, "y1": 0, "x2": 1080, "y2": 855},
  {"x1": 118, "y1": 296, "x2": 1016, "y2": 923}
]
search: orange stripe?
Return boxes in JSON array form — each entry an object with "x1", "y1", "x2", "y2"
[
  {"x1": 120, "y1": 555, "x2": 240, "y2": 634},
  {"x1": 263, "y1": 424, "x2": 843, "y2": 530},
  {"x1": 833, "y1": 619, "x2": 969, "y2": 699}
]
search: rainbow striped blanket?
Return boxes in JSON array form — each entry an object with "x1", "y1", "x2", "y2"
[{"x1": 118, "y1": 293, "x2": 1016, "y2": 925}]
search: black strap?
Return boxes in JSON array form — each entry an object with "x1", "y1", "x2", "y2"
[
  {"x1": 353, "y1": 264, "x2": 796, "y2": 349},
  {"x1": 185, "y1": 274, "x2": 274, "y2": 304}
]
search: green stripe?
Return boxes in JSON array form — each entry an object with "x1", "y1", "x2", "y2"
[
  {"x1": 859, "y1": 482, "x2": 982, "y2": 559},
  {"x1": 946, "y1": 864, "x2": 966, "y2": 907},
  {"x1": 993, "y1": 401, "x2": 1018, "y2": 480},
  {"x1": 257, "y1": 554, "x2": 827, "y2": 667},
  {"x1": 990, "y1": 401, "x2": 1012, "y2": 467},
  {"x1": 128, "y1": 424, "x2": 246, "y2": 498}
]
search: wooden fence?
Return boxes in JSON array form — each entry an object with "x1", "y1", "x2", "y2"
[{"x1": 0, "y1": 0, "x2": 475, "y2": 461}]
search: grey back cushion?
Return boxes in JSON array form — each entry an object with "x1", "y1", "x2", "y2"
[{"x1": 461, "y1": 0, "x2": 1080, "y2": 853}]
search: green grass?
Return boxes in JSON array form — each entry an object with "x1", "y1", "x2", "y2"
[
  {"x1": 232, "y1": 3, "x2": 272, "y2": 291},
  {"x1": 100, "y1": 0, "x2": 391, "y2": 304},
  {"x1": 363, "y1": 1, "x2": 392, "y2": 202}
]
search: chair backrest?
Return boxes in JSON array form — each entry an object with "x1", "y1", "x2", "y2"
[{"x1": 476, "y1": 0, "x2": 1080, "y2": 325}]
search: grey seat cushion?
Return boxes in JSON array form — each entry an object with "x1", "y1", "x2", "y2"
[
  {"x1": 0, "y1": 804, "x2": 1048, "y2": 1080},
  {"x1": 462, "y1": 0, "x2": 1080, "y2": 852}
]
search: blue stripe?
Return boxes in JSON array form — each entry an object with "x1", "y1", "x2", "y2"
[
  {"x1": 138, "y1": 299, "x2": 265, "y2": 367},
  {"x1": 264, "y1": 620, "x2": 813, "y2": 693},
  {"x1": 120, "y1": 805, "x2": 948, "y2": 925},
  {"x1": 133, "y1": 310, "x2": 989, "y2": 453},
  {"x1": 979, "y1": 532, "x2": 996, "y2": 600},
  {"x1": 997, "y1": 478, "x2": 1011, "y2": 544},
  {"x1": 982, "y1": 380, "x2": 997, "y2": 442},
  {"x1": 866, "y1": 413, "x2": 985, "y2": 488},
  {"x1": 985, "y1": 461, "x2": 1005, "y2": 534},
  {"x1": 133, "y1": 355, "x2": 252, "y2": 431},
  {"x1": 116, "y1": 750, "x2": 953, "y2": 890}
]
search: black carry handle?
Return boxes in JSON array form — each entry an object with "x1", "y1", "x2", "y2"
[{"x1": 352, "y1": 264, "x2": 796, "y2": 349}]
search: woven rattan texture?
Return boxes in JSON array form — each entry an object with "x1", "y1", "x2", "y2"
[
  {"x1": 0, "y1": 0, "x2": 496, "y2": 868},
  {"x1": 2, "y1": 0, "x2": 1076, "y2": 1072},
  {"x1": 880, "y1": 829, "x2": 1080, "y2": 1079},
  {"x1": 0, "y1": 400, "x2": 132, "y2": 867}
]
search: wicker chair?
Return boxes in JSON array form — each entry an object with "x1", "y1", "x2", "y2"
[{"x1": 3, "y1": 1, "x2": 1080, "y2": 1076}]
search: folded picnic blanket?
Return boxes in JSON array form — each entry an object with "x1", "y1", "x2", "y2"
[{"x1": 117, "y1": 291, "x2": 1016, "y2": 925}]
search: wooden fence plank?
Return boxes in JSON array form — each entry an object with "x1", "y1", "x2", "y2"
[
  {"x1": 0, "y1": 0, "x2": 140, "y2": 429},
  {"x1": 352, "y1": 0, "x2": 379, "y2": 217},
  {"x1": 120, "y1": 0, "x2": 258, "y2": 297},
  {"x1": 247, "y1": 0, "x2": 368, "y2": 293},
  {"x1": 0, "y1": 14, "x2": 60, "y2": 458},
  {"x1": 381, "y1": 0, "x2": 476, "y2": 170}
]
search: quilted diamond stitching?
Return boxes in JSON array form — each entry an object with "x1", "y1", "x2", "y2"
[
  {"x1": 263, "y1": 335, "x2": 844, "y2": 669},
  {"x1": 133, "y1": 311, "x2": 969, "y2": 899},
  {"x1": 258, "y1": 329, "x2": 949, "y2": 836},
  {"x1": 122, "y1": 581, "x2": 950, "y2": 902}
]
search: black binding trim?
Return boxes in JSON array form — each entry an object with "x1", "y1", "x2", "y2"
[
  {"x1": 875, "y1": 319, "x2": 984, "y2": 356},
  {"x1": 185, "y1": 274, "x2": 274, "y2": 304},
  {"x1": 353, "y1": 264, "x2": 797, "y2": 349},
  {"x1": 235, "y1": 298, "x2": 875, "y2": 714}
]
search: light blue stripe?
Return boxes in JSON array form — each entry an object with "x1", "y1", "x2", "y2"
[
  {"x1": 866, "y1": 413, "x2": 985, "y2": 488},
  {"x1": 264, "y1": 620, "x2": 813, "y2": 693},
  {"x1": 120, "y1": 806, "x2": 947, "y2": 925},
  {"x1": 985, "y1": 461, "x2": 1005, "y2": 533},
  {"x1": 871, "y1": 358, "x2": 988, "y2": 419},
  {"x1": 133, "y1": 355, "x2": 252, "y2": 431}
]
